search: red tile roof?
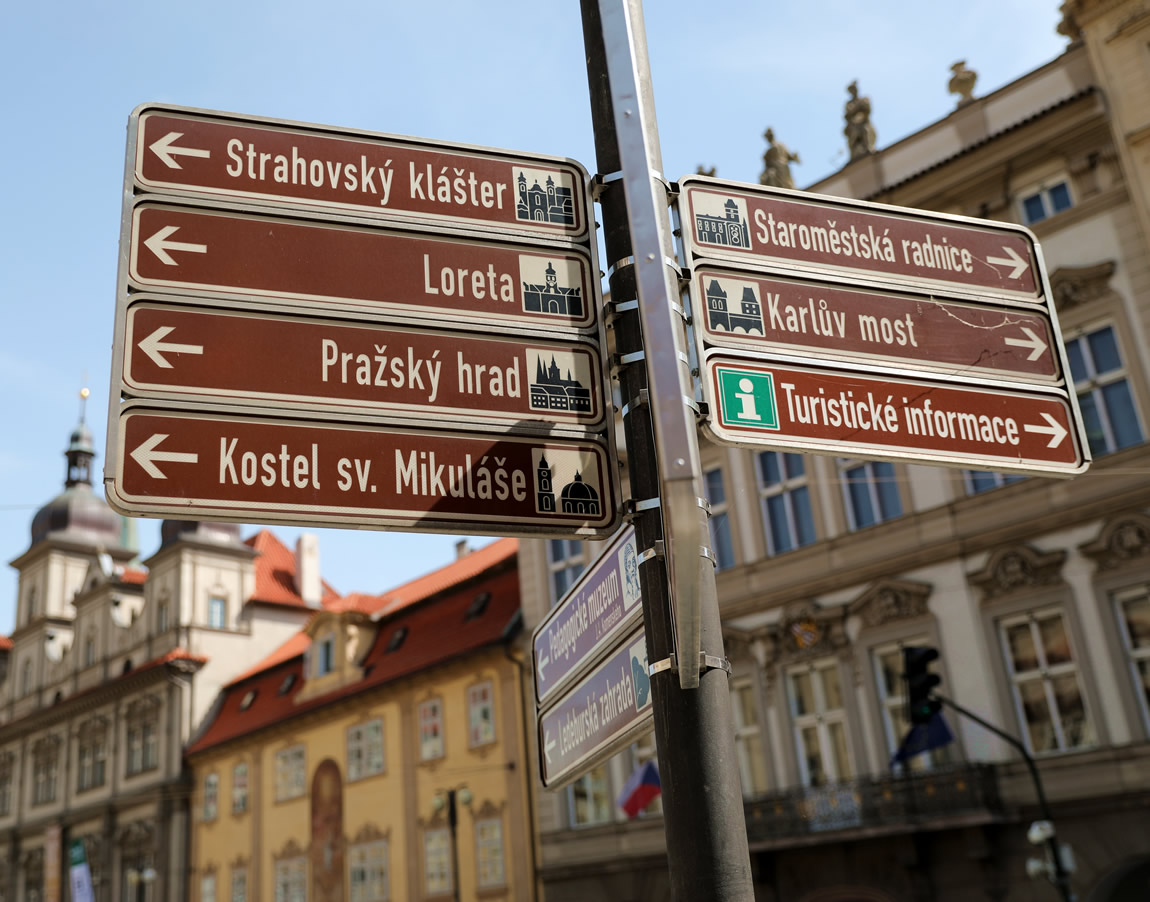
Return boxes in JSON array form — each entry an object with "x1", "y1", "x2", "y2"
[
  {"x1": 370, "y1": 537, "x2": 518, "y2": 617},
  {"x1": 0, "y1": 635, "x2": 11, "y2": 651},
  {"x1": 187, "y1": 554, "x2": 520, "y2": 756},
  {"x1": 224, "y1": 628, "x2": 315, "y2": 688},
  {"x1": 121, "y1": 568, "x2": 148, "y2": 585},
  {"x1": 244, "y1": 530, "x2": 340, "y2": 609}
]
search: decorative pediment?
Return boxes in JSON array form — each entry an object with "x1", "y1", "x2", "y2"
[
  {"x1": 1049, "y1": 261, "x2": 1117, "y2": 312},
  {"x1": 229, "y1": 853, "x2": 251, "y2": 870},
  {"x1": 1080, "y1": 511, "x2": 1150, "y2": 571},
  {"x1": 125, "y1": 694, "x2": 161, "y2": 723},
  {"x1": 78, "y1": 715, "x2": 110, "y2": 740},
  {"x1": 848, "y1": 579, "x2": 932, "y2": 628},
  {"x1": 350, "y1": 823, "x2": 390, "y2": 845},
  {"x1": 471, "y1": 798, "x2": 506, "y2": 821},
  {"x1": 272, "y1": 838, "x2": 306, "y2": 861},
  {"x1": 769, "y1": 601, "x2": 848, "y2": 664},
  {"x1": 968, "y1": 545, "x2": 1067, "y2": 601},
  {"x1": 32, "y1": 734, "x2": 61, "y2": 761},
  {"x1": 117, "y1": 819, "x2": 156, "y2": 850},
  {"x1": 21, "y1": 846, "x2": 44, "y2": 873}
]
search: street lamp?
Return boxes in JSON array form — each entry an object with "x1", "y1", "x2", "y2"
[
  {"x1": 432, "y1": 787, "x2": 472, "y2": 902},
  {"x1": 125, "y1": 865, "x2": 157, "y2": 902}
]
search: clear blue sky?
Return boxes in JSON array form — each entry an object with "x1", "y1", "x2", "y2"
[{"x1": 0, "y1": 1, "x2": 1067, "y2": 631}]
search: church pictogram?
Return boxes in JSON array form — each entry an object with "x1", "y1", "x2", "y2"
[
  {"x1": 534, "y1": 452, "x2": 601, "y2": 517},
  {"x1": 695, "y1": 197, "x2": 751, "y2": 249},
  {"x1": 529, "y1": 353, "x2": 592, "y2": 414},
  {"x1": 522, "y1": 260, "x2": 584, "y2": 319},
  {"x1": 516, "y1": 170, "x2": 575, "y2": 226},
  {"x1": 706, "y1": 279, "x2": 764, "y2": 334}
]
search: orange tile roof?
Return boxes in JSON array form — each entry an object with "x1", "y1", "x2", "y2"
[
  {"x1": 244, "y1": 530, "x2": 340, "y2": 609},
  {"x1": 121, "y1": 568, "x2": 148, "y2": 585},
  {"x1": 187, "y1": 552, "x2": 520, "y2": 756},
  {"x1": 0, "y1": 635, "x2": 11, "y2": 651},
  {"x1": 370, "y1": 537, "x2": 518, "y2": 617}
]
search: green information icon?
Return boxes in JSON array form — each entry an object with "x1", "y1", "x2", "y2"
[{"x1": 716, "y1": 367, "x2": 779, "y2": 430}]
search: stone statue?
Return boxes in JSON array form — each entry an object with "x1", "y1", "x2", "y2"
[
  {"x1": 948, "y1": 61, "x2": 978, "y2": 107},
  {"x1": 696, "y1": 164, "x2": 716, "y2": 177},
  {"x1": 843, "y1": 80, "x2": 876, "y2": 161},
  {"x1": 759, "y1": 128, "x2": 800, "y2": 189}
]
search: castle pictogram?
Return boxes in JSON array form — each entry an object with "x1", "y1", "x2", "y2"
[
  {"x1": 706, "y1": 279, "x2": 764, "y2": 334},
  {"x1": 529, "y1": 355, "x2": 592, "y2": 413},
  {"x1": 516, "y1": 171, "x2": 575, "y2": 226},
  {"x1": 523, "y1": 262, "x2": 584, "y2": 318},
  {"x1": 696, "y1": 198, "x2": 751, "y2": 249}
]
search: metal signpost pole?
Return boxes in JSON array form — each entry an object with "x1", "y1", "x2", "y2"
[{"x1": 580, "y1": 0, "x2": 754, "y2": 897}]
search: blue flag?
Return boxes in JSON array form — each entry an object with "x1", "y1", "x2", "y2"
[{"x1": 891, "y1": 711, "x2": 954, "y2": 767}]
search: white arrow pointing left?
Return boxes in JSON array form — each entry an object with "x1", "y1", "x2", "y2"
[
  {"x1": 537, "y1": 651, "x2": 550, "y2": 679},
  {"x1": 144, "y1": 226, "x2": 208, "y2": 266},
  {"x1": 130, "y1": 433, "x2": 198, "y2": 479},
  {"x1": 985, "y1": 245, "x2": 1030, "y2": 280},
  {"x1": 1023, "y1": 413, "x2": 1069, "y2": 449},
  {"x1": 138, "y1": 326, "x2": 204, "y2": 369},
  {"x1": 544, "y1": 729, "x2": 557, "y2": 765},
  {"x1": 149, "y1": 131, "x2": 211, "y2": 169}
]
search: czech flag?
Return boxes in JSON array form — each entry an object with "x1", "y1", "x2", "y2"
[{"x1": 617, "y1": 760, "x2": 661, "y2": 818}]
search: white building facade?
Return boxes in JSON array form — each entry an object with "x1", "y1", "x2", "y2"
[{"x1": 522, "y1": 3, "x2": 1150, "y2": 900}]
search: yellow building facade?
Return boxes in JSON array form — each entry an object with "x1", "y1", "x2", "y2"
[{"x1": 187, "y1": 539, "x2": 537, "y2": 902}]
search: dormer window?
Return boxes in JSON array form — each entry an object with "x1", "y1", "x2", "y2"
[
  {"x1": 465, "y1": 592, "x2": 492, "y2": 621},
  {"x1": 316, "y1": 635, "x2": 335, "y2": 677},
  {"x1": 386, "y1": 627, "x2": 408, "y2": 653}
]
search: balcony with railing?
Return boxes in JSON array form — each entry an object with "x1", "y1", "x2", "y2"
[{"x1": 744, "y1": 763, "x2": 1003, "y2": 849}]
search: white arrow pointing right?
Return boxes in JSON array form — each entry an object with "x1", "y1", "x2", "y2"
[
  {"x1": 144, "y1": 225, "x2": 208, "y2": 266},
  {"x1": 544, "y1": 729, "x2": 556, "y2": 765},
  {"x1": 1023, "y1": 413, "x2": 1069, "y2": 449},
  {"x1": 138, "y1": 326, "x2": 204, "y2": 369},
  {"x1": 1003, "y1": 326, "x2": 1048, "y2": 361},
  {"x1": 149, "y1": 131, "x2": 211, "y2": 169},
  {"x1": 130, "y1": 433, "x2": 199, "y2": 479},
  {"x1": 985, "y1": 245, "x2": 1030, "y2": 280}
]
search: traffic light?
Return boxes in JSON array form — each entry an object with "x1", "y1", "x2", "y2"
[{"x1": 903, "y1": 646, "x2": 942, "y2": 725}]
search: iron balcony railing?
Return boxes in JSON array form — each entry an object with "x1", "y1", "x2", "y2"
[{"x1": 744, "y1": 763, "x2": 1003, "y2": 846}]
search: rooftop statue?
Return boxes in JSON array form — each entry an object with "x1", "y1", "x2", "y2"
[
  {"x1": 844, "y1": 80, "x2": 877, "y2": 162},
  {"x1": 948, "y1": 61, "x2": 978, "y2": 107},
  {"x1": 759, "y1": 127, "x2": 800, "y2": 189}
]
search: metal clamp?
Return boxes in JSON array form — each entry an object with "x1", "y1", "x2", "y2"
[
  {"x1": 624, "y1": 497, "x2": 662, "y2": 517},
  {"x1": 613, "y1": 350, "x2": 646, "y2": 370},
  {"x1": 649, "y1": 653, "x2": 732, "y2": 678},
  {"x1": 620, "y1": 388, "x2": 649, "y2": 419},
  {"x1": 700, "y1": 545, "x2": 717, "y2": 567},
  {"x1": 608, "y1": 298, "x2": 639, "y2": 315},
  {"x1": 593, "y1": 169, "x2": 669, "y2": 200},
  {"x1": 637, "y1": 540, "x2": 665, "y2": 563},
  {"x1": 608, "y1": 256, "x2": 637, "y2": 277}
]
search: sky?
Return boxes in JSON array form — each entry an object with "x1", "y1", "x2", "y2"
[{"x1": 0, "y1": 1, "x2": 1069, "y2": 631}]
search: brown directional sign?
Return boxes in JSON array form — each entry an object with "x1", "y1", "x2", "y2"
[
  {"x1": 538, "y1": 628, "x2": 653, "y2": 788},
  {"x1": 122, "y1": 298, "x2": 606, "y2": 434},
  {"x1": 131, "y1": 104, "x2": 590, "y2": 241},
  {"x1": 679, "y1": 175, "x2": 1041, "y2": 300},
  {"x1": 533, "y1": 524, "x2": 643, "y2": 706},
  {"x1": 108, "y1": 405, "x2": 618, "y2": 536},
  {"x1": 702, "y1": 352, "x2": 1086, "y2": 476},
  {"x1": 126, "y1": 200, "x2": 597, "y2": 334},
  {"x1": 694, "y1": 266, "x2": 1060, "y2": 384}
]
